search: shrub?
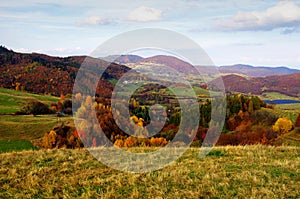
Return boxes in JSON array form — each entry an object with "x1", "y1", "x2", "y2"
[{"x1": 19, "y1": 100, "x2": 53, "y2": 116}]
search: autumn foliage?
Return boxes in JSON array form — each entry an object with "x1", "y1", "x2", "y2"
[{"x1": 41, "y1": 124, "x2": 83, "y2": 149}]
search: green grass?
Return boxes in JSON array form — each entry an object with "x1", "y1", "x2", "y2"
[
  {"x1": 0, "y1": 115, "x2": 73, "y2": 142},
  {"x1": 274, "y1": 103, "x2": 300, "y2": 110},
  {"x1": 262, "y1": 108, "x2": 299, "y2": 124},
  {"x1": 0, "y1": 140, "x2": 38, "y2": 153},
  {"x1": 261, "y1": 92, "x2": 299, "y2": 100},
  {"x1": 0, "y1": 88, "x2": 59, "y2": 114},
  {"x1": 0, "y1": 145, "x2": 299, "y2": 198}
]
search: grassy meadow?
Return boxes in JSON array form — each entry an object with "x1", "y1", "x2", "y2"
[
  {"x1": 0, "y1": 88, "x2": 73, "y2": 150},
  {"x1": 0, "y1": 146, "x2": 299, "y2": 198},
  {"x1": 0, "y1": 88, "x2": 59, "y2": 114}
]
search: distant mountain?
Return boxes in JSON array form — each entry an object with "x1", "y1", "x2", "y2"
[
  {"x1": 0, "y1": 46, "x2": 131, "y2": 97},
  {"x1": 138, "y1": 55, "x2": 200, "y2": 75},
  {"x1": 219, "y1": 64, "x2": 300, "y2": 77},
  {"x1": 1, "y1": 46, "x2": 299, "y2": 97},
  {"x1": 102, "y1": 55, "x2": 144, "y2": 64},
  {"x1": 116, "y1": 55, "x2": 300, "y2": 77},
  {"x1": 211, "y1": 73, "x2": 300, "y2": 97}
]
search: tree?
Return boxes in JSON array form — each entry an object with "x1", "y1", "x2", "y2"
[
  {"x1": 295, "y1": 113, "x2": 300, "y2": 128},
  {"x1": 273, "y1": 118, "x2": 293, "y2": 135},
  {"x1": 248, "y1": 100, "x2": 254, "y2": 113}
]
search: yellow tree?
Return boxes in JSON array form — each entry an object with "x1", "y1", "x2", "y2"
[{"x1": 273, "y1": 118, "x2": 293, "y2": 135}]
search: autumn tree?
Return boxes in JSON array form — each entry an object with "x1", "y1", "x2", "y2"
[
  {"x1": 295, "y1": 113, "x2": 300, "y2": 128},
  {"x1": 273, "y1": 118, "x2": 293, "y2": 135}
]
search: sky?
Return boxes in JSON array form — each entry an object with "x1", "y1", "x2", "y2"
[{"x1": 1, "y1": 0, "x2": 300, "y2": 68}]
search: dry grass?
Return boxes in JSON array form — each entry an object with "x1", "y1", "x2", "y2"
[{"x1": 0, "y1": 145, "x2": 299, "y2": 198}]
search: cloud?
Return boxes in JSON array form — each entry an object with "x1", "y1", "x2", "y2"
[
  {"x1": 127, "y1": 6, "x2": 162, "y2": 22},
  {"x1": 45, "y1": 47, "x2": 87, "y2": 56},
  {"x1": 215, "y1": 1, "x2": 300, "y2": 31},
  {"x1": 77, "y1": 16, "x2": 116, "y2": 26}
]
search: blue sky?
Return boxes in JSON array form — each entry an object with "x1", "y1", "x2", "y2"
[{"x1": 1, "y1": 0, "x2": 300, "y2": 68}]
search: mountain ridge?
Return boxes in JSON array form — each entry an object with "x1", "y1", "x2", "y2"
[{"x1": 102, "y1": 54, "x2": 299, "y2": 77}]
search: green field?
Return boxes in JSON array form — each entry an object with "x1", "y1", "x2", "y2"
[
  {"x1": 261, "y1": 108, "x2": 299, "y2": 124},
  {"x1": 261, "y1": 92, "x2": 299, "y2": 100},
  {"x1": 0, "y1": 140, "x2": 39, "y2": 153},
  {"x1": 274, "y1": 103, "x2": 300, "y2": 110},
  {"x1": 0, "y1": 146, "x2": 299, "y2": 198},
  {"x1": 0, "y1": 88, "x2": 59, "y2": 114},
  {"x1": 0, "y1": 88, "x2": 73, "y2": 148},
  {"x1": 0, "y1": 115, "x2": 73, "y2": 142}
]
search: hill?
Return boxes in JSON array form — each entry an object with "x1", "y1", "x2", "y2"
[
  {"x1": 102, "y1": 54, "x2": 144, "y2": 64},
  {"x1": 113, "y1": 54, "x2": 300, "y2": 77},
  {"x1": 0, "y1": 46, "x2": 131, "y2": 97},
  {"x1": 219, "y1": 64, "x2": 300, "y2": 77},
  {"x1": 213, "y1": 73, "x2": 300, "y2": 97}
]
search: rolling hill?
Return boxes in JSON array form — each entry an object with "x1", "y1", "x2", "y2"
[
  {"x1": 212, "y1": 73, "x2": 300, "y2": 97},
  {"x1": 1, "y1": 47, "x2": 299, "y2": 97},
  {"x1": 105, "y1": 55, "x2": 300, "y2": 77},
  {"x1": 0, "y1": 46, "x2": 131, "y2": 97},
  {"x1": 219, "y1": 64, "x2": 300, "y2": 77}
]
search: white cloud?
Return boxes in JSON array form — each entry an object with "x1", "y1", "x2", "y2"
[
  {"x1": 77, "y1": 16, "x2": 116, "y2": 26},
  {"x1": 45, "y1": 47, "x2": 88, "y2": 56},
  {"x1": 127, "y1": 6, "x2": 162, "y2": 22},
  {"x1": 216, "y1": 1, "x2": 300, "y2": 31},
  {"x1": 15, "y1": 48, "x2": 31, "y2": 53}
]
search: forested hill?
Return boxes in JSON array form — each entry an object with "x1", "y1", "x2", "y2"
[
  {"x1": 0, "y1": 46, "x2": 130, "y2": 96},
  {"x1": 213, "y1": 73, "x2": 300, "y2": 97}
]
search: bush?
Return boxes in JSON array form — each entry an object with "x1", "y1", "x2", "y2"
[{"x1": 18, "y1": 100, "x2": 53, "y2": 116}]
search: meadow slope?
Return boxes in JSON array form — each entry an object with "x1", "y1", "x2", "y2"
[{"x1": 0, "y1": 146, "x2": 299, "y2": 198}]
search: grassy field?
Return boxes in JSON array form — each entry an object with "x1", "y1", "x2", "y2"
[
  {"x1": 261, "y1": 92, "x2": 299, "y2": 100},
  {"x1": 0, "y1": 115, "x2": 73, "y2": 142},
  {"x1": 0, "y1": 140, "x2": 39, "y2": 153},
  {"x1": 0, "y1": 88, "x2": 59, "y2": 114},
  {"x1": 0, "y1": 145, "x2": 299, "y2": 198},
  {"x1": 274, "y1": 103, "x2": 300, "y2": 110},
  {"x1": 261, "y1": 108, "x2": 299, "y2": 124},
  {"x1": 273, "y1": 131, "x2": 300, "y2": 147}
]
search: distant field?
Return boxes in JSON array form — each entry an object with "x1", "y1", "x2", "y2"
[
  {"x1": 261, "y1": 92, "x2": 299, "y2": 100},
  {"x1": 0, "y1": 88, "x2": 59, "y2": 114},
  {"x1": 0, "y1": 115, "x2": 73, "y2": 142},
  {"x1": 261, "y1": 108, "x2": 299, "y2": 124},
  {"x1": 274, "y1": 103, "x2": 300, "y2": 110},
  {"x1": 0, "y1": 146, "x2": 298, "y2": 198}
]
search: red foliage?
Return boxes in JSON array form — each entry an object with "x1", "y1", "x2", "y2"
[
  {"x1": 78, "y1": 130, "x2": 86, "y2": 141},
  {"x1": 73, "y1": 130, "x2": 79, "y2": 139},
  {"x1": 295, "y1": 113, "x2": 300, "y2": 128},
  {"x1": 92, "y1": 137, "x2": 97, "y2": 147}
]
